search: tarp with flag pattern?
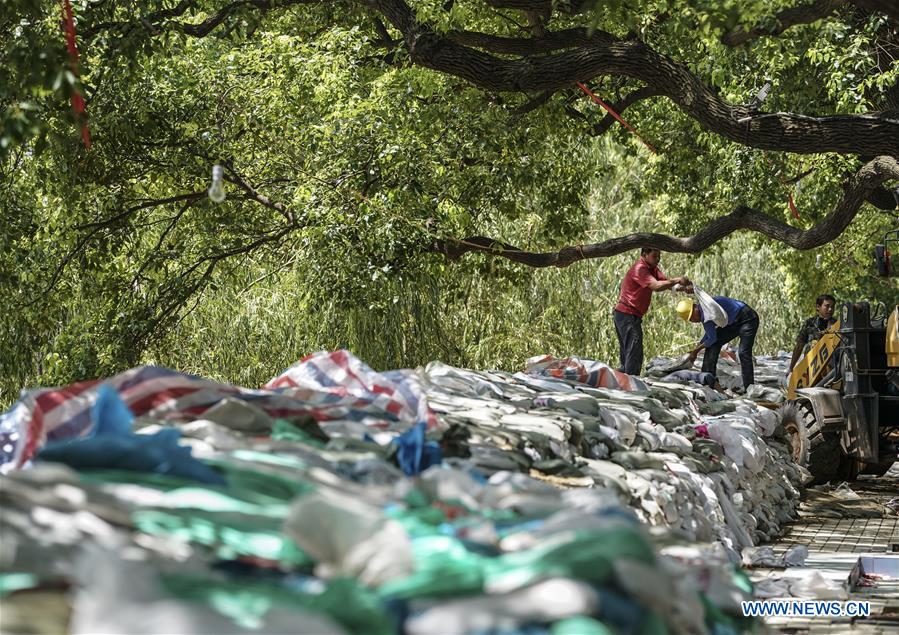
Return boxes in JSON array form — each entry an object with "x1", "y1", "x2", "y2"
[
  {"x1": 0, "y1": 350, "x2": 438, "y2": 471},
  {"x1": 525, "y1": 355, "x2": 648, "y2": 392}
]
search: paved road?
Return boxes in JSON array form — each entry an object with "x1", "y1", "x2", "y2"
[{"x1": 749, "y1": 467, "x2": 899, "y2": 634}]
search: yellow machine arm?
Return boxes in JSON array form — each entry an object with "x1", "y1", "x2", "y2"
[
  {"x1": 787, "y1": 320, "x2": 842, "y2": 400},
  {"x1": 887, "y1": 305, "x2": 899, "y2": 368}
]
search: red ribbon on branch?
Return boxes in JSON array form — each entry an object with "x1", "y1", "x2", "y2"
[
  {"x1": 61, "y1": 0, "x2": 91, "y2": 149},
  {"x1": 576, "y1": 82, "x2": 657, "y2": 155},
  {"x1": 787, "y1": 191, "x2": 800, "y2": 220},
  {"x1": 762, "y1": 153, "x2": 800, "y2": 220}
]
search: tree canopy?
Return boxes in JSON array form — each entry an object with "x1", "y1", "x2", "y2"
[{"x1": 1, "y1": 0, "x2": 897, "y2": 396}]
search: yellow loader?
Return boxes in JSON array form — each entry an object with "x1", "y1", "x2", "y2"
[{"x1": 781, "y1": 228, "x2": 899, "y2": 484}]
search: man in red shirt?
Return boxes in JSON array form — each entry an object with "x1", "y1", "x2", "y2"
[{"x1": 614, "y1": 247, "x2": 691, "y2": 375}]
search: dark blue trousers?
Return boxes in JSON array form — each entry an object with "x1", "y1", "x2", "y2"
[
  {"x1": 701, "y1": 306, "x2": 760, "y2": 388},
  {"x1": 613, "y1": 310, "x2": 643, "y2": 376}
]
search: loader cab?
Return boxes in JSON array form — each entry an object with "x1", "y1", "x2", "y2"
[{"x1": 836, "y1": 302, "x2": 898, "y2": 464}]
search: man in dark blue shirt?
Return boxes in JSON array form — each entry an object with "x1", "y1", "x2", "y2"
[{"x1": 676, "y1": 296, "x2": 760, "y2": 390}]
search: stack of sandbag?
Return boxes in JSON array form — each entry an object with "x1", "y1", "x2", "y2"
[{"x1": 0, "y1": 349, "x2": 803, "y2": 635}]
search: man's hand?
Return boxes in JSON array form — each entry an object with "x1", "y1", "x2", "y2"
[
  {"x1": 686, "y1": 343, "x2": 705, "y2": 364},
  {"x1": 672, "y1": 277, "x2": 694, "y2": 293}
]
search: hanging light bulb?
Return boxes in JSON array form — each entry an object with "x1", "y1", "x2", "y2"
[
  {"x1": 208, "y1": 164, "x2": 226, "y2": 203},
  {"x1": 754, "y1": 81, "x2": 771, "y2": 105}
]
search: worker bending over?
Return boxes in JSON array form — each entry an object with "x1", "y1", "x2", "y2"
[{"x1": 677, "y1": 296, "x2": 760, "y2": 391}]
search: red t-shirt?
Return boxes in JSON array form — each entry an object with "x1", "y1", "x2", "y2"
[{"x1": 614, "y1": 258, "x2": 666, "y2": 317}]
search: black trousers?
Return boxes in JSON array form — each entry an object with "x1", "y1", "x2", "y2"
[
  {"x1": 701, "y1": 306, "x2": 760, "y2": 388},
  {"x1": 613, "y1": 310, "x2": 643, "y2": 376}
]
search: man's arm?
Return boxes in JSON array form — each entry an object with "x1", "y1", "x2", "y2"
[
  {"x1": 788, "y1": 321, "x2": 810, "y2": 372},
  {"x1": 688, "y1": 321, "x2": 717, "y2": 362},
  {"x1": 687, "y1": 342, "x2": 705, "y2": 362},
  {"x1": 647, "y1": 275, "x2": 690, "y2": 292}
]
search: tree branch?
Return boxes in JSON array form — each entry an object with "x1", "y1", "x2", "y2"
[
  {"x1": 448, "y1": 27, "x2": 614, "y2": 54},
  {"x1": 852, "y1": 0, "x2": 899, "y2": 22},
  {"x1": 82, "y1": 0, "x2": 320, "y2": 41},
  {"x1": 74, "y1": 192, "x2": 207, "y2": 230},
  {"x1": 429, "y1": 156, "x2": 899, "y2": 267},
  {"x1": 483, "y1": 0, "x2": 590, "y2": 14},
  {"x1": 39, "y1": 173, "x2": 300, "y2": 305},
  {"x1": 722, "y1": 0, "x2": 848, "y2": 47},
  {"x1": 222, "y1": 162, "x2": 295, "y2": 224},
  {"x1": 140, "y1": 223, "x2": 296, "y2": 336},
  {"x1": 590, "y1": 86, "x2": 661, "y2": 136},
  {"x1": 866, "y1": 185, "x2": 899, "y2": 210},
  {"x1": 721, "y1": 0, "x2": 898, "y2": 48},
  {"x1": 484, "y1": 0, "x2": 549, "y2": 10},
  {"x1": 371, "y1": 16, "x2": 399, "y2": 49},
  {"x1": 514, "y1": 90, "x2": 555, "y2": 114},
  {"x1": 82, "y1": 0, "x2": 196, "y2": 39},
  {"x1": 130, "y1": 197, "x2": 202, "y2": 288},
  {"x1": 371, "y1": 0, "x2": 899, "y2": 157},
  {"x1": 31, "y1": 191, "x2": 207, "y2": 306},
  {"x1": 180, "y1": 0, "x2": 255, "y2": 37},
  {"x1": 180, "y1": 0, "x2": 309, "y2": 38}
]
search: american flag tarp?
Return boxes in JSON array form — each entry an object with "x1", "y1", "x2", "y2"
[
  {"x1": 525, "y1": 355, "x2": 648, "y2": 392},
  {"x1": 0, "y1": 350, "x2": 438, "y2": 471}
]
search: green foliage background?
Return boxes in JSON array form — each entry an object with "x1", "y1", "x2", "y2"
[{"x1": 1, "y1": 1, "x2": 897, "y2": 404}]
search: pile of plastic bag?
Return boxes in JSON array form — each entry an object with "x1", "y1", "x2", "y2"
[
  {"x1": 453, "y1": 355, "x2": 807, "y2": 545},
  {"x1": 0, "y1": 349, "x2": 804, "y2": 635}
]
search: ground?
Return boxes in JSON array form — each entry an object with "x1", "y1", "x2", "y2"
[{"x1": 755, "y1": 466, "x2": 899, "y2": 633}]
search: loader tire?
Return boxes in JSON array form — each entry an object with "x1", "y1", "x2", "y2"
[
  {"x1": 836, "y1": 440, "x2": 895, "y2": 479},
  {"x1": 781, "y1": 401, "x2": 843, "y2": 485},
  {"x1": 836, "y1": 455, "x2": 860, "y2": 482},
  {"x1": 858, "y1": 458, "x2": 896, "y2": 477}
]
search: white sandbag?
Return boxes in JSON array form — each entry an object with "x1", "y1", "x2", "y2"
[
  {"x1": 406, "y1": 577, "x2": 599, "y2": 635},
  {"x1": 283, "y1": 490, "x2": 414, "y2": 587},
  {"x1": 707, "y1": 421, "x2": 745, "y2": 466},
  {"x1": 693, "y1": 284, "x2": 728, "y2": 327}
]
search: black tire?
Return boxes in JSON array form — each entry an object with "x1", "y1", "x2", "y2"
[
  {"x1": 858, "y1": 458, "x2": 896, "y2": 477},
  {"x1": 780, "y1": 401, "x2": 844, "y2": 484},
  {"x1": 838, "y1": 437, "x2": 895, "y2": 478},
  {"x1": 836, "y1": 455, "x2": 861, "y2": 481}
]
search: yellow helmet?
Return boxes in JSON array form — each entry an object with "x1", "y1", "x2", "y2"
[{"x1": 676, "y1": 299, "x2": 694, "y2": 322}]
